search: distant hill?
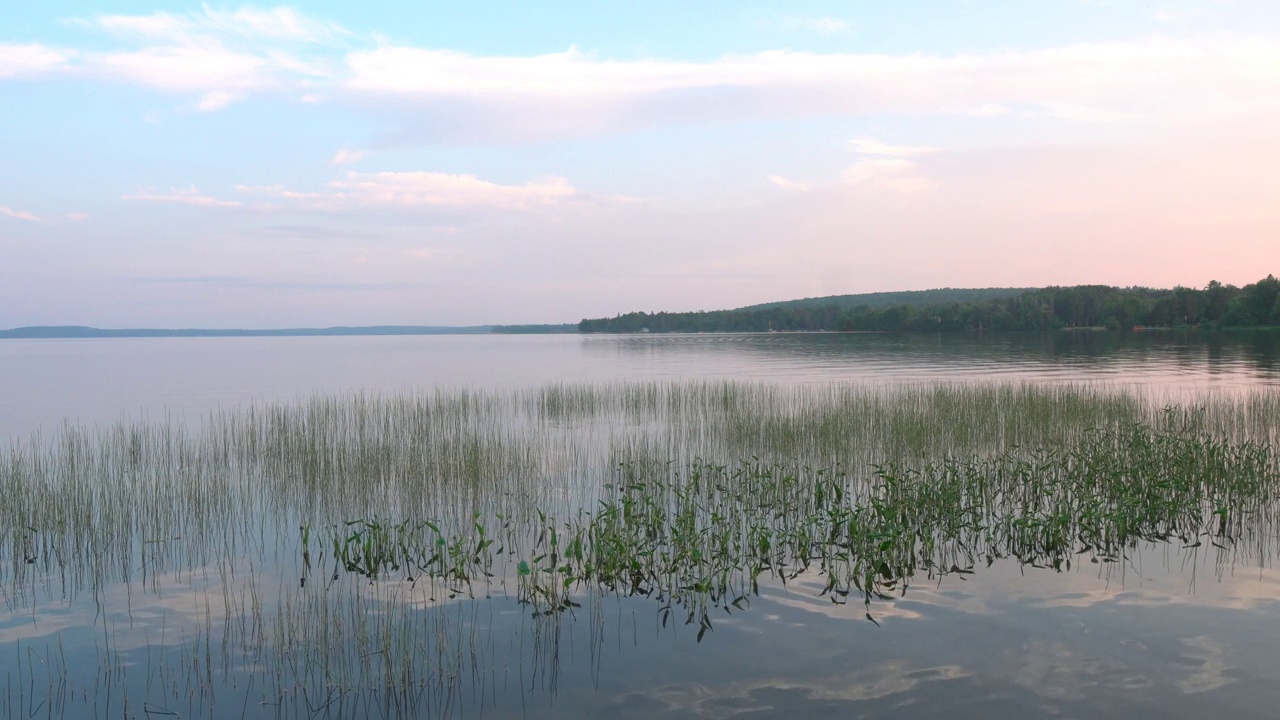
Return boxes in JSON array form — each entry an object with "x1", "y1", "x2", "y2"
[
  {"x1": 490, "y1": 324, "x2": 579, "y2": 334},
  {"x1": 580, "y1": 275, "x2": 1279, "y2": 333},
  {"x1": 737, "y1": 287, "x2": 1034, "y2": 312},
  {"x1": 0, "y1": 325, "x2": 495, "y2": 339}
]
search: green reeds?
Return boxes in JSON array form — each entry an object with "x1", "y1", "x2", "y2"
[{"x1": 321, "y1": 418, "x2": 1280, "y2": 628}]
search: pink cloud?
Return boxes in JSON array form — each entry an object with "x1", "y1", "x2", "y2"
[
  {"x1": 0, "y1": 206, "x2": 45, "y2": 223},
  {"x1": 239, "y1": 172, "x2": 577, "y2": 211}
]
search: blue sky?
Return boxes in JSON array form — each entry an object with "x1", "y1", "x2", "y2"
[{"x1": 3, "y1": 1, "x2": 1280, "y2": 326}]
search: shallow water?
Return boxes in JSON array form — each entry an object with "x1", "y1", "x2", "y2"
[
  {"x1": 3, "y1": 331, "x2": 1280, "y2": 718},
  {"x1": 10, "y1": 549, "x2": 1280, "y2": 719}
]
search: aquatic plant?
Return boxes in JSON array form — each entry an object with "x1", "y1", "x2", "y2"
[{"x1": 319, "y1": 419, "x2": 1280, "y2": 631}]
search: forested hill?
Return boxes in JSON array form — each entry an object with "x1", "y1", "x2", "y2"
[
  {"x1": 736, "y1": 287, "x2": 1032, "y2": 312},
  {"x1": 579, "y1": 276, "x2": 1280, "y2": 333}
]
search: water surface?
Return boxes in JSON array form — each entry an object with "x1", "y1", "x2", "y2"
[
  {"x1": 3, "y1": 331, "x2": 1280, "y2": 718},
  {"x1": 3, "y1": 330, "x2": 1278, "y2": 441}
]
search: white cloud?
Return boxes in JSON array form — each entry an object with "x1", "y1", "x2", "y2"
[
  {"x1": 51, "y1": 8, "x2": 343, "y2": 110},
  {"x1": 342, "y1": 38, "x2": 1242, "y2": 103},
  {"x1": 0, "y1": 43, "x2": 72, "y2": 78},
  {"x1": 841, "y1": 158, "x2": 932, "y2": 192},
  {"x1": 335, "y1": 37, "x2": 1280, "y2": 141},
  {"x1": 0, "y1": 206, "x2": 45, "y2": 223},
  {"x1": 344, "y1": 45, "x2": 688, "y2": 96},
  {"x1": 7, "y1": 11, "x2": 1280, "y2": 136},
  {"x1": 767, "y1": 135, "x2": 936, "y2": 193},
  {"x1": 91, "y1": 39, "x2": 270, "y2": 93},
  {"x1": 232, "y1": 184, "x2": 323, "y2": 202},
  {"x1": 66, "y1": 212, "x2": 89, "y2": 222},
  {"x1": 330, "y1": 148, "x2": 366, "y2": 166},
  {"x1": 327, "y1": 171, "x2": 576, "y2": 209},
  {"x1": 124, "y1": 186, "x2": 242, "y2": 207},
  {"x1": 238, "y1": 171, "x2": 578, "y2": 211},
  {"x1": 767, "y1": 175, "x2": 812, "y2": 192},
  {"x1": 767, "y1": 138, "x2": 937, "y2": 194},
  {"x1": 843, "y1": 137, "x2": 936, "y2": 192}
]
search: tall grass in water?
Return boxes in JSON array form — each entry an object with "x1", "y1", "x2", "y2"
[
  {"x1": 316, "y1": 417, "x2": 1280, "y2": 626},
  {"x1": 2, "y1": 381, "x2": 1280, "y2": 714},
  {"x1": 4, "y1": 381, "x2": 1277, "y2": 602}
]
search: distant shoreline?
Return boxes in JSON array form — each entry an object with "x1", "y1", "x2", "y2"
[
  {"x1": 3, "y1": 325, "x2": 1272, "y2": 341},
  {"x1": 0, "y1": 324, "x2": 577, "y2": 340}
]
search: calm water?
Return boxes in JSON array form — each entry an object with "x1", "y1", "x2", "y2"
[
  {"x1": 3, "y1": 330, "x2": 1279, "y2": 441},
  {"x1": 3, "y1": 330, "x2": 1280, "y2": 719}
]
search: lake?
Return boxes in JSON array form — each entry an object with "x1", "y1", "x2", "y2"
[
  {"x1": 3, "y1": 330, "x2": 1280, "y2": 718},
  {"x1": 4, "y1": 330, "x2": 1279, "y2": 441}
]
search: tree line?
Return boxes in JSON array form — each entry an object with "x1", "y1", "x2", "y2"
[{"x1": 579, "y1": 275, "x2": 1280, "y2": 334}]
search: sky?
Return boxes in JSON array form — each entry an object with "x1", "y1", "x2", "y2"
[{"x1": 3, "y1": 1, "x2": 1280, "y2": 328}]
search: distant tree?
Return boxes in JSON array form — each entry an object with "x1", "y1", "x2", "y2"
[
  {"x1": 1223, "y1": 275, "x2": 1280, "y2": 327},
  {"x1": 1203, "y1": 280, "x2": 1239, "y2": 324},
  {"x1": 577, "y1": 276, "x2": 1278, "y2": 333}
]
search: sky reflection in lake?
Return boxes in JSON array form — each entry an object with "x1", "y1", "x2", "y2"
[{"x1": 2, "y1": 331, "x2": 1279, "y2": 441}]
